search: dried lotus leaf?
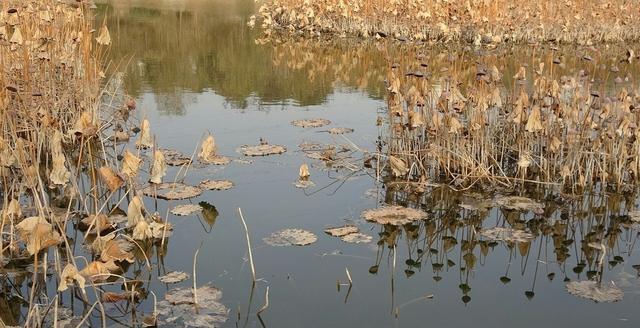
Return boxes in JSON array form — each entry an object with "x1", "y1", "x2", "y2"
[
  {"x1": 291, "y1": 118, "x2": 331, "y2": 128},
  {"x1": 263, "y1": 228, "x2": 317, "y2": 246}
]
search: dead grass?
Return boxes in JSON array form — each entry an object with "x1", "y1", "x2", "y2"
[{"x1": 253, "y1": 0, "x2": 640, "y2": 44}]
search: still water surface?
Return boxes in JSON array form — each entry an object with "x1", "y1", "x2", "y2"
[{"x1": 93, "y1": 1, "x2": 640, "y2": 327}]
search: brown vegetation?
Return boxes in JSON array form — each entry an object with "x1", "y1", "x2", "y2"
[{"x1": 253, "y1": 0, "x2": 640, "y2": 44}]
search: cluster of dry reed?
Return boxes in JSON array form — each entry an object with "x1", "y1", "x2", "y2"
[
  {"x1": 252, "y1": 0, "x2": 640, "y2": 44},
  {"x1": 379, "y1": 45, "x2": 640, "y2": 191},
  {"x1": 0, "y1": 1, "x2": 180, "y2": 326}
]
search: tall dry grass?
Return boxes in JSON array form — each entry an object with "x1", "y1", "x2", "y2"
[
  {"x1": 378, "y1": 45, "x2": 640, "y2": 192},
  {"x1": 254, "y1": 0, "x2": 640, "y2": 44},
  {"x1": 0, "y1": 1, "x2": 171, "y2": 326}
]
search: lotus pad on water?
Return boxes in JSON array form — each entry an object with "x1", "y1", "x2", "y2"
[
  {"x1": 238, "y1": 144, "x2": 287, "y2": 156},
  {"x1": 157, "y1": 283, "x2": 229, "y2": 327},
  {"x1": 199, "y1": 179, "x2": 234, "y2": 190},
  {"x1": 566, "y1": 280, "x2": 623, "y2": 303},
  {"x1": 361, "y1": 206, "x2": 428, "y2": 225},
  {"x1": 142, "y1": 183, "x2": 203, "y2": 200},
  {"x1": 493, "y1": 195, "x2": 544, "y2": 213},
  {"x1": 170, "y1": 204, "x2": 202, "y2": 216},
  {"x1": 263, "y1": 228, "x2": 317, "y2": 246},
  {"x1": 291, "y1": 118, "x2": 331, "y2": 128}
]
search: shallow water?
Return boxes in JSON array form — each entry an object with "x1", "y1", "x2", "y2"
[{"x1": 84, "y1": 1, "x2": 640, "y2": 327}]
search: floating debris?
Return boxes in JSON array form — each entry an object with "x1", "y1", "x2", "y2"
[
  {"x1": 361, "y1": 206, "x2": 428, "y2": 225},
  {"x1": 263, "y1": 228, "x2": 318, "y2": 246},
  {"x1": 159, "y1": 271, "x2": 190, "y2": 284},
  {"x1": 157, "y1": 283, "x2": 229, "y2": 327},
  {"x1": 494, "y1": 196, "x2": 544, "y2": 214},
  {"x1": 142, "y1": 183, "x2": 203, "y2": 200},
  {"x1": 170, "y1": 204, "x2": 203, "y2": 216},
  {"x1": 199, "y1": 179, "x2": 234, "y2": 191},
  {"x1": 325, "y1": 225, "x2": 359, "y2": 237},
  {"x1": 327, "y1": 127, "x2": 354, "y2": 134},
  {"x1": 161, "y1": 149, "x2": 192, "y2": 166},
  {"x1": 238, "y1": 144, "x2": 287, "y2": 156},
  {"x1": 566, "y1": 280, "x2": 623, "y2": 303},
  {"x1": 480, "y1": 227, "x2": 535, "y2": 243},
  {"x1": 291, "y1": 118, "x2": 331, "y2": 128}
]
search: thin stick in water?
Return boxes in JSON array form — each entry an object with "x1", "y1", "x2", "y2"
[{"x1": 237, "y1": 208, "x2": 256, "y2": 282}]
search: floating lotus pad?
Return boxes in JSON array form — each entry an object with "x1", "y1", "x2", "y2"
[
  {"x1": 361, "y1": 206, "x2": 428, "y2": 225},
  {"x1": 199, "y1": 179, "x2": 234, "y2": 190},
  {"x1": 291, "y1": 118, "x2": 331, "y2": 128},
  {"x1": 328, "y1": 127, "x2": 354, "y2": 134},
  {"x1": 494, "y1": 195, "x2": 544, "y2": 213},
  {"x1": 159, "y1": 271, "x2": 189, "y2": 284},
  {"x1": 324, "y1": 225, "x2": 359, "y2": 237},
  {"x1": 143, "y1": 183, "x2": 203, "y2": 200},
  {"x1": 160, "y1": 149, "x2": 192, "y2": 166},
  {"x1": 170, "y1": 204, "x2": 202, "y2": 216},
  {"x1": 263, "y1": 228, "x2": 317, "y2": 246},
  {"x1": 238, "y1": 144, "x2": 287, "y2": 156},
  {"x1": 566, "y1": 280, "x2": 623, "y2": 303},
  {"x1": 157, "y1": 283, "x2": 229, "y2": 327},
  {"x1": 341, "y1": 233, "x2": 373, "y2": 244},
  {"x1": 200, "y1": 155, "x2": 231, "y2": 165},
  {"x1": 480, "y1": 227, "x2": 535, "y2": 243}
]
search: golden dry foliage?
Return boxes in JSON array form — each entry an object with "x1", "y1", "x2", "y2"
[
  {"x1": 99, "y1": 166, "x2": 125, "y2": 192},
  {"x1": 58, "y1": 263, "x2": 85, "y2": 292},
  {"x1": 15, "y1": 216, "x2": 62, "y2": 255},
  {"x1": 149, "y1": 150, "x2": 167, "y2": 184},
  {"x1": 255, "y1": 0, "x2": 640, "y2": 44},
  {"x1": 381, "y1": 46, "x2": 640, "y2": 190}
]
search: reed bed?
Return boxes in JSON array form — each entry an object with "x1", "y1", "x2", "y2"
[
  {"x1": 0, "y1": 1, "x2": 184, "y2": 326},
  {"x1": 253, "y1": 0, "x2": 640, "y2": 44},
  {"x1": 378, "y1": 44, "x2": 640, "y2": 191}
]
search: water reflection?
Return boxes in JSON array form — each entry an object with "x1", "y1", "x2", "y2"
[
  {"x1": 369, "y1": 183, "x2": 640, "y2": 305},
  {"x1": 97, "y1": 0, "x2": 388, "y2": 113}
]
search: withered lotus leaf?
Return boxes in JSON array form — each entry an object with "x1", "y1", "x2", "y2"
[
  {"x1": 122, "y1": 150, "x2": 142, "y2": 178},
  {"x1": 16, "y1": 216, "x2": 62, "y2": 255},
  {"x1": 58, "y1": 263, "x2": 85, "y2": 292},
  {"x1": 99, "y1": 166, "x2": 124, "y2": 192},
  {"x1": 149, "y1": 150, "x2": 167, "y2": 184},
  {"x1": 361, "y1": 206, "x2": 428, "y2": 225}
]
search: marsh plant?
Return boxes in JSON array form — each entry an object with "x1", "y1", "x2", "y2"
[
  {"x1": 253, "y1": 0, "x2": 640, "y2": 44},
  {"x1": 377, "y1": 44, "x2": 640, "y2": 191},
  {"x1": 0, "y1": 1, "x2": 222, "y2": 326}
]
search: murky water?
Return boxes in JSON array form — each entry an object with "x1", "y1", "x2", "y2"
[{"x1": 86, "y1": 1, "x2": 640, "y2": 327}]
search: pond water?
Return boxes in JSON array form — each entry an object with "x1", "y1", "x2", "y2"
[{"x1": 87, "y1": 1, "x2": 640, "y2": 327}]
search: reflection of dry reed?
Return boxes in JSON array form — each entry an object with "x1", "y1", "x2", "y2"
[
  {"x1": 379, "y1": 45, "x2": 640, "y2": 191},
  {"x1": 254, "y1": 0, "x2": 640, "y2": 44},
  {"x1": 371, "y1": 184, "x2": 639, "y2": 303}
]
